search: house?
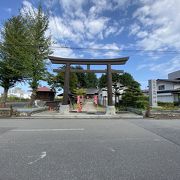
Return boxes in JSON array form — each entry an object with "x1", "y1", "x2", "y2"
[
  {"x1": 86, "y1": 88, "x2": 98, "y2": 98},
  {"x1": 98, "y1": 83, "x2": 126, "y2": 106},
  {"x1": 156, "y1": 79, "x2": 180, "y2": 104},
  {"x1": 146, "y1": 70, "x2": 180, "y2": 105},
  {"x1": 36, "y1": 87, "x2": 55, "y2": 101}
]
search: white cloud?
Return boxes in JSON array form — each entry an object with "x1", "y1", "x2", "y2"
[
  {"x1": 21, "y1": 0, "x2": 127, "y2": 58},
  {"x1": 105, "y1": 26, "x2": 124, "y2": 37},
  {"x1": 45, "y1": 0, "x2": 128, "y2": 42},
  {"x1": 5, "y1": 8, "x2": 12, "y2": 13},
  {"x1": 81, "y1": 42, "x2": 122, "y2": 58},
  {"x1": 132, "y1": 0, "x2": 180, "y2": 50},
  {"x1": 21, "y1": 0, "x2": 37, "y2": 15},
  {"x1": 129, "y1": 23, "x2": 140, "y2": 36},
  {"x1": 59, "y1": 0, "x2": 85, "y2": 12},
  {"x1": 49, "y1": 16, "x2": 79, "y2": 42},
  {"x1": 137, "y1": 56, "x2": 180, "y2": 75},
  {"x1": 51, "y1": 46, "x2": 76, "y2": 58},
  {"x1": 90, "y1": 0, "x2": 131, "y2": 14},
  {"x1": 70, "y1": 20, "x2": 85, "y2": 33},
  {"x1": 86, "y1": 17, "x2": 109, "y2": 37}
]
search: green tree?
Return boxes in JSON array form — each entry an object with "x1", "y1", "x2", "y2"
[
  {"x1": 72, "y1": 65, "x2": 87, "y2": 88},
  {"x1": 98, "y1": 73, "x2": 122, "y2": 88},
  {"x1": 46, "y1": 72, "x2": 63, "y2": 92},
  {"x1": 98, "y1": 72, "x2": 147, "y2": 109},
  {"x1": 73, "y1": 88, "x2": 86, "y2": 96},
  {"x1": 22, "y1": 5, "x2": 52, "y2": 106},
  {"x1": 0, "y1": 15, "x2": 30, "y2": 106},
  {"x1": 98, "y1": 74, "x2": 106, "y2": 88},
  {"x1": 86, "y1": 73, "x2": 98, "y2": 88},
  {"x1": 47, "y1": 71, "x2": 78, "y2": 93},
  {"x1": 120, "y1": 74, "x2": 147, "y2": 109}
]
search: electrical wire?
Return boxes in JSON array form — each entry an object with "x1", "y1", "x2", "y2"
[{"x1": 1, "y1": 42, "x2": 180, "y2": 54}]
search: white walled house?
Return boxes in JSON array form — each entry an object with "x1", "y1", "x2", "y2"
[
  {"x1": 98, "y1": 83, "x2": 126, "y2": 106},
  {"x1": 145, "y1": 71, "x2": 180, "y2": 105},
  {"x1": 157, "y1": 79, "x2": 180, "y2": 104}
]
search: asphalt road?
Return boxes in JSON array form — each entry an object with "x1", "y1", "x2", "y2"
[{"x1": 0, "y1": 118, "x2": 180, "y2": 180}]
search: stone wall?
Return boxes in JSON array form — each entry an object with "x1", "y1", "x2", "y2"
[
  {"x1": 0, "y1": 107, "x2": 48, "y2": 117},
  {"x1": 150, "y1": 110, "x2": 180, "y2": 119},
  {"x1": 0, "y1": 108, "x2": 12, "y2": 117}
]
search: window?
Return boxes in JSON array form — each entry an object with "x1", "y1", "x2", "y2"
[{"x1": 158, "y1": 85, "x2": 165, "y2": 90}]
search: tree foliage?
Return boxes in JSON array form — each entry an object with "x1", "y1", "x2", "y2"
[
  {"x1": 0, "y1": 15, "x2": 30, "y2": 105},
  {"x1": 21, "y1": 5, "x2": 52, "y2": 105},
  {"x1": 0, "y1": 4, "x2": 52, "y2": 106},
  {"x1": 98, "y1": 72, "x2": 147, "y2": 109},
  {"x1": 47, "y1": 68, "x2": 78, "y2": 93},
  {"x1": 73, "y1": 88, "x2": 86, "y2": 96},
  {"x1": 47, "y1": 65, "x2": 98, "y2": 94},
  {"x1": 86, "y1": 73, "x2": 98, "y2": 88},
  {"x1": 71, "y1": 66, "x2": 87, "y2": 88}
]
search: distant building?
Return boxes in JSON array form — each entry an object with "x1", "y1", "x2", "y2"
[
  {"x1": 8, "y1": 87, "x2": 31, "y2": 99},
  {"x1": 36, "y1": 86, "x2": 56, "y2": 101},
  {"x1": 98, "y1": 83, "x2": 126, "y2": 106},
  {"x1": 156, "y1": 79, "x2": 180, "y2": 104},
  {"x1": 86, "y1": 88, "x2": 98, "y2": 98},
  {"x1": 168, "y1": 70, "x2": 180, "y2": 80},
  {"x1": 146, "y1": 71, "x2": 180, "y2": 104}
]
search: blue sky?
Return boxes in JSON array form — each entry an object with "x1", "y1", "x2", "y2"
[{"x1": 1, "y1": 0, "x2": 180, "y2": 93}]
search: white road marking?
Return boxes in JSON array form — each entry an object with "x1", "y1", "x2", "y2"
[
  {"x1": 11, "y1": 128, "x2": 85, "y2": 132},
  {"x1": 109, "y1": 147, "x2": 116, "y2": 152},
  {"x1": 28, "y1": 151, "x2": 46, "y2": 165}
]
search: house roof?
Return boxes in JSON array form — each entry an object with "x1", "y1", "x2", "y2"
[
  {"x1": 86, "y1": 88, "x2": 99, "y2": 95},
  {"x1": 37, "y1": 87, "x2": 55, "y2": 92},
  {"x1": 157, "y1": 79, "x2": 180, "y2": 83},
  {"x1": 157, "y1": 89, "x2": 180, "y2": 94}
]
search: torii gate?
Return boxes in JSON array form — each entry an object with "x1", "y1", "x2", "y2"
[{"x1": 49, "y1": 56, "x2": 129, "y2": 114}]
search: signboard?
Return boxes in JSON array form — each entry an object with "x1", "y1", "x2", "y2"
[{"x1": 149, "y1": 80, "x2": 158, "y2": 107}]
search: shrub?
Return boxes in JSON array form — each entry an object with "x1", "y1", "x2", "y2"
[
  {"x1": 135, "y1": 100, "x2": 149, "y2": 109},
  {"x1": 158, "y1": 102, "x2": 174, "y2": 108}
]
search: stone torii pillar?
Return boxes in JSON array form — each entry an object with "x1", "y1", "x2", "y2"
[
  {"x1": 60, "y1": 63, "x2": 70, "y2": 114},
  {"x1": 106, "y1": 63, "x2": 116, "y2": 115}
]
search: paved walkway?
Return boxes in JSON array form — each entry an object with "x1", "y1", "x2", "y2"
[
  {"x1": 30, "y1": 99, "x2": 143, "y2": 119},
  {"x1": 31, "y1": 110, "x2": 143, "y2": 119},
  {"x1": 82, "y1": 99, "x2": 98, "y2": 113}
]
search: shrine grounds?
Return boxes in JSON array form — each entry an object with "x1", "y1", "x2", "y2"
[{"x1": 0, "y1": 118, "x2": 180, "y2": 180}]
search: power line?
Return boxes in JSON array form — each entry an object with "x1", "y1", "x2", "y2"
[{"x1": 1, "y1": 42, "x2": 180, "y2": 54}]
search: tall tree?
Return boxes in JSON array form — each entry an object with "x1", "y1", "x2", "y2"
[
  {"x1": 86, "y1": 73, "x2": 98, "y2": 88},
  {"x1": 72, "y1": 65, "x2": 87, "y2": 88},
  {"x1": 22, "y1": 5, "x2": 52, "y2": 106},
  {"x1": 47, "y1": 70, "x2": 78, "y2": 93},
  {"x1": 98, "y1": 72, "x2": 147, "y2": 108},
  {"x1": 0, "y1": 15, "x2": 30, "y2": 106},
  {"x1": 98, "y1": 73, "x2": 122, "y2": 88}
]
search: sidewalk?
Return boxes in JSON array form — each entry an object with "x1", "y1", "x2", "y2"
[
  {"x1": 31, "y1": 110, "x2": 143, "y2": 119},
  {"x1": 82, "y1": 99, "x2": 99, "y2": 113}
]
